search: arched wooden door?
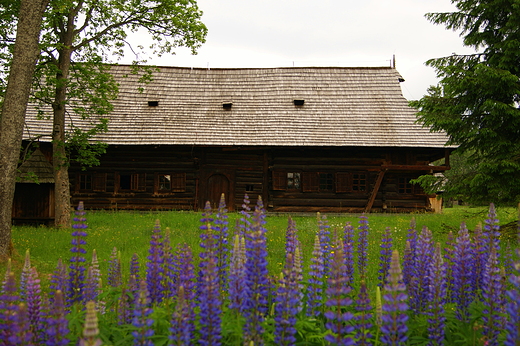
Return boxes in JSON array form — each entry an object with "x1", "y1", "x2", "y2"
[{"x1": 206, "y1": 173, "x2": 230, "y2": 209}]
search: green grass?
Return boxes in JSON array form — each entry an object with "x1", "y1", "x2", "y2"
[{"x1": 3, "y1": 205, "x2": 518, "y2": 289}]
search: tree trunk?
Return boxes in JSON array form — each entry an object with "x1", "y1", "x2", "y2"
[
  {"x1": 0, "y1": 0, "x2": 49, "y2": 261},
  {"x1": 52, "y1": 43, "x2": 75, "y2": 228},
  {"x1": 51, "y1": 6, "x2": 82, "y2": 228}
]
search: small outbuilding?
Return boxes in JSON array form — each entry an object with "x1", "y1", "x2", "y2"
[{"x1": 12, "y1": 147, "x2": 55, "y2": 225}]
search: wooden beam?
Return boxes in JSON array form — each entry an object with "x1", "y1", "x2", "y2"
[
  {"x1": 381, "y1": 165, "x2": 450, "y2": 171},
  {"x1": 365, "y1": 169, "x2": 386, "y2": 213}
]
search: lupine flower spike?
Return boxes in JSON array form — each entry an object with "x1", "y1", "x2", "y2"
[
  {"x1": 20, "y1": 249, "x2": 31, "y2": 301},
  {"x1": 132, "y1": 280, "x2": 154, "y2": 346},
  {"x1": 452, "y1": 222, "x2": 475, "y2": 322},
  {"x1": 42, "y1": 290, "x2": 70, "y2": 346},
  {"x1": 79, "y1": 301, "x2": 102, "y2": 346},
  {"x1": 505, "y1": 249, "x2": 520, "y2": 346},
  {"x1": 410, "y1": 226, "x2": 434, "y2": 313},
  {"x1": 306, "y1": 234, "x2": 325, "y2": 317},
  {"x1": 426, "y1": 243, "x2": 447, "y2": 346},
  {"x1": 274, "y1": 254, "x2": 299, "y2": 346},
  {"x1": 228, "y1": 234, "x2": 247, "y2": 312},
  {"x1": 198, "y1": 257, "x2": 222, "y2": 346},
  {"x1": 146, "y1": 220, "x2": 165, "y2": 304},
  {"x1": 379, "y1": 227, "x2": 393, "y2": 287},
  {"x1": 107, "y1": 247, "x2": 122, "y2": 288},
  {"x1": 242, "y1": 197, "x2": 270, "y2": 346},
  {"x1": 357, "y1": 214, "x2": 369, "y2": 280},
  {"x1": 482, "y1": 246, "x2": 505, "y2": 346},
  {"x1": 343, "y1": 222, "x2": 355, "y2": 284},
  {"x1": 324, "y1": 241, "x2": 354, "y2": 346},
  {"x1": 355, "y1": 280, "x2": 373, "y2": 346},
  {"x1": 170, "y1": 286, "x2": 194, "y2": 345},
  {"x1": 68, "y1": 201, "x2": 88, "y2": 306},
  {"x1": 381, "y1": 250, "x2": 408, "y2": 346}
]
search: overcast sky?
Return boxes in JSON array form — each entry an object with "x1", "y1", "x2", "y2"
[{"x1": 121, "y1": 0, "x2": 476, "y2": 100}]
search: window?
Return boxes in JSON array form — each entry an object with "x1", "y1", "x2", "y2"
[
  {"x1": 76, "y1": 173, "x2": 106, "y2": 192},
  {"x1": 287, "y1": 172, "x2": 301, "y2": 190},
  {"x1": 154, "y1": 173, "x2": 186, "y2": 193},
  {"x1": 398, "y1": 177, "x2": 413, "y2": 194},
  {"x1": 319, "y1": 173, "x2": 333, "y2": 191},
  {"x1": 352, "y1": 173, "x2": 367, "y2": 192},
  {"x1": 78, "y1": 174, "x2": 92, "y2": 191},
  {"x1": 117, "y1": 173, "x2": 146, "y2": 192}
]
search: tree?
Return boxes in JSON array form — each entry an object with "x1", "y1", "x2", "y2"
[
  {"x1": 2, "y1": 0, "x2": 207, "y2": 228},
  {"x1": 0, "y1": 0, "x2": 49, "y2": 260},
  {"x1": 410, "y1": 0, "x2": 520, "y2": 205}
]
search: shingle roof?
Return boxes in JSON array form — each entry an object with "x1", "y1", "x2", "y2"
[
  {"x1": 23, "y1": 65, "x2": 450, "y2": 148},
  {"x1": 17, "y1": 148, "x2": 54, "y2": 183}
]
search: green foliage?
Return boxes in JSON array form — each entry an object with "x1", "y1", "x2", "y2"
[{"x1": 410, "y1": 0, "x2": 520, "y2": 206}]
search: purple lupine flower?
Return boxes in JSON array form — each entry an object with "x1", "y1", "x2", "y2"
[
  {"x1": 451, "y1": 222, "x2": 475, "y2": 322},
  {"x1": 482, "y1": 246, "x2": 505, "y2": 346},
  {"x1": 78, "y1": 301, "x2": 102, "y2": 346},
  {"x1": 84, "y1": 266, "x2": 100, "y2": 306},
  {"x1": 170, "y1": 286, "x2": 194, "y2": 346},
  {"x1": 355, "y1": 280, "x2": 373, "y2": 346},
  {"x1": 49, "y1": 258, "x2": 67, "y2": 304},
  {"x1": 130, "y1": 253, "x2": 140, "y2": 282},
  {"x1": 68, "y1": 201, "x2": 88, "y2": 306},
  {"x1": 505, "y1": 249, "x2": 520, "y2": 346},
  {"x1": 11, "y1": 303, "x2": 33, "y2": 345},
  {"x1": 381, "y1": 250, "x2": 408, "y2": 346},
  {"x1": 26, "y1": 267, "x2": 42, "y2": 338},
  {"x1": 0, "y1": 272, "x2": 20, "y2": 343},
  {"x1": 317, "y1": 212, "x2": 332, "y2": 274},
  {"x1": 84, "y1": 249, "x2": 102, "y2": 306},
  {"x1": 146, "y1": 219, "x2": 165, "y2": 304},
  {"x1": 132, "y1": 281, "x2": 154, "y2": 346},
  {"x1": 426, "y1": 243, "x2": 447, "y2": 346},
  {"x1": 306, "y1": 234, "x2": 325, "y2": 317},
  {"x1": 274, "y1": 254, "x2": 299, "y2": 346},
  {"x1": 237, "y1": 193, "x2": 252, "y2": 239},
  {"x1": 357, "y1": 214, "x2": 370, "y2": 280},
  {"x1": 41, "y1": 290, "x2": 69, "y2": 346},
  {"x1": 402, "y1": 241, "x2": 413, "y2": 290},
  {"x1": 483, "y1": 203, "x2": 501, "y2": 256},
  {"x1": 285, "y1": 217, "x2": 303, "y2": 311},
  {"x1": 443, "y1": 230, "x2": 456, "y2": 302},
  {"x1": 242, "y1": 197, "x2": 270, "y2": 346},
  {"x1": 20, "y1": 249, "x2": 31, "y2": 301},
  {"x1": 379, "y1": 227, "x2": 393, "y2": 287},
  {"x1": 162, "y1": 230, "x2": 176, "y2": 299},
  {"x1": 118, "y1": 286, "x2": 133, "y2": 325},
  {"x1": 198, "y1": 257, "x2": 222, "y2": 346},
  {"x1": 198, "y1": 201, "x2": 217, "y2": 300},
  {"x1": 228, "y1": 234, "x2": 247, "y2": 312},
  {"x1": 173, "y1": 243, "x2": 197, "y2": 305},
  {"x1": 324, "y1": 241, "x2": 355, "y2": 346},
  {"x1": 107, "y1": 247, "x2": 122, "y2": 288},
  {"x1": 214, "y1": 193, "x2": 230, "y2": 293},
  {"x1": 409, "y1": 226, "x2": 434, "y2": 313},
  {"x1": 343, "y1": 222, "x2": 355, "y2": 284},
  {"x1": 471, "y1": 224, "x2": 487, "y2": 297}
]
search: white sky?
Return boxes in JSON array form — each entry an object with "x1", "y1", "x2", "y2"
[{"x1": 121, "y1": 0, "x2": 475, "y2": 100}]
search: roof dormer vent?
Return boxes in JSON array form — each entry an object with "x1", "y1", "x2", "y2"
[
  {"x1": 148, "y1": 101, "x2": 159, "y2": 107},
  {"x1": 222, "y1": 102, "x2": 233, "y2": 110},
  {"x1": 293, "y1": 99, "x2": 305, "y2": 106}
]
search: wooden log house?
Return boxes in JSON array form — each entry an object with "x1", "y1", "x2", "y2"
[{"x1": 23, "y1": 65, "x2": 452, "y2": 213}]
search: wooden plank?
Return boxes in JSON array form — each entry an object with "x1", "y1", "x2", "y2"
[
  {"x1": 365, "y1": 169, "x2": 386, "y2": 213},
  {"x1": 381, "y1": 165, "x2": 449, "y2": 171}
]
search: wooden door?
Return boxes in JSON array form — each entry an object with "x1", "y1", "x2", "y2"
[{"x1": 206, "y1": 173, "x2": 230, "y2": 209}]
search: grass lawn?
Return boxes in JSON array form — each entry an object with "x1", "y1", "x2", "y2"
[{"x1": 4, "y1": 204, "x2": 518, "y2": 288}]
